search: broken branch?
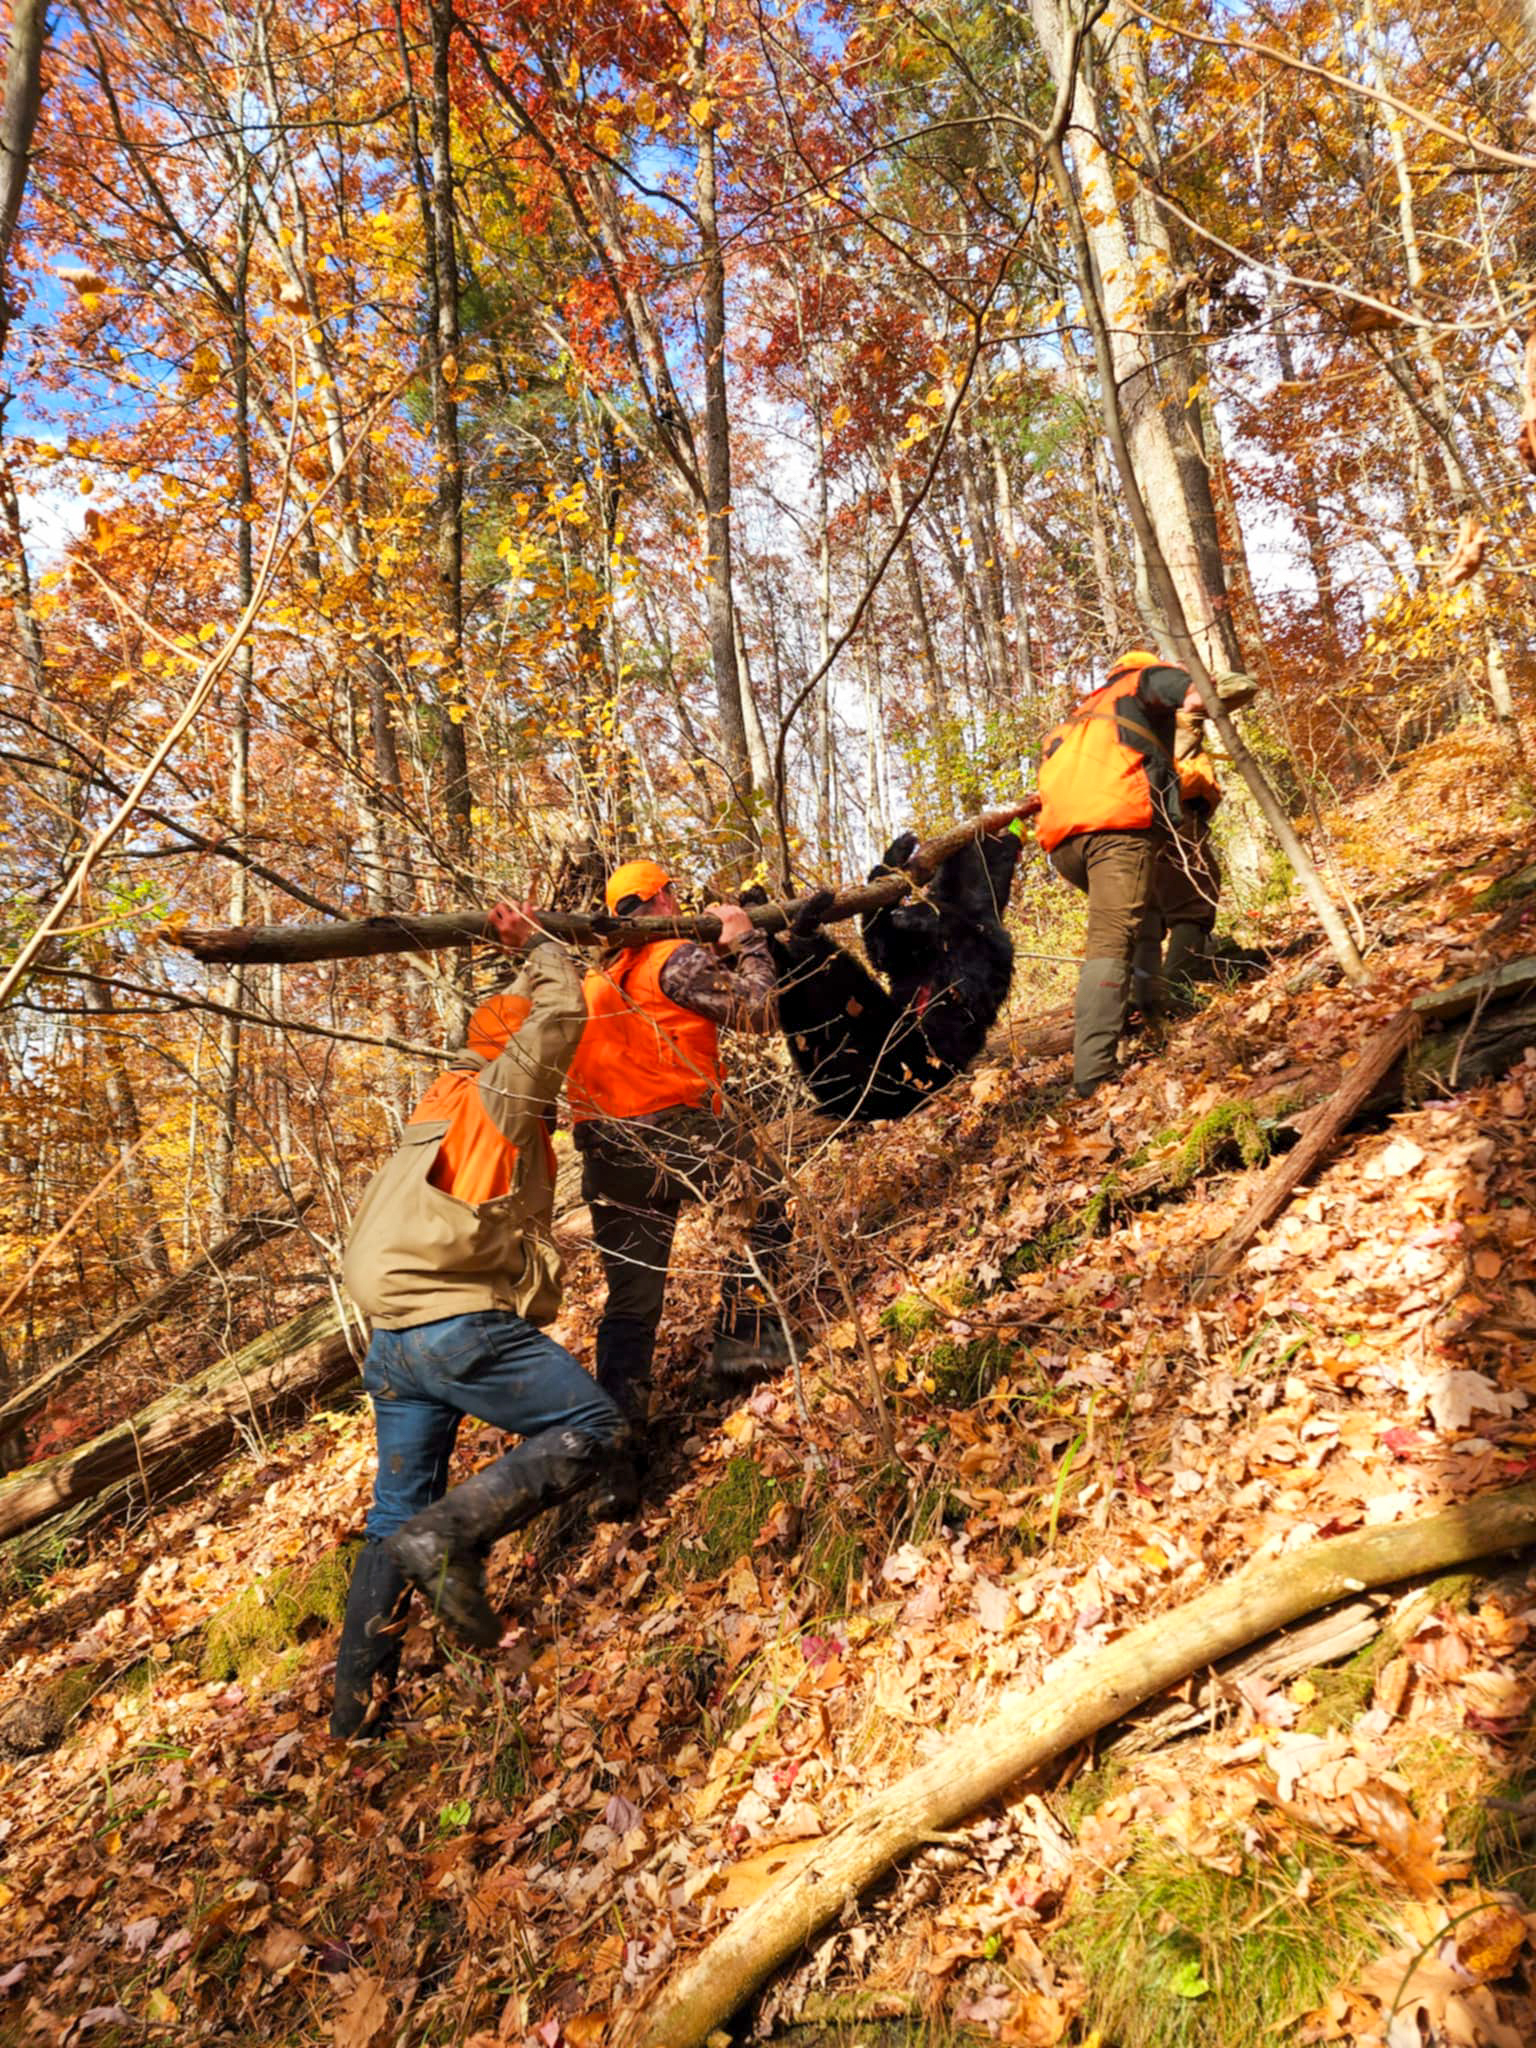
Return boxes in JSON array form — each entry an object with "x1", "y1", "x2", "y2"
[{"x1": 167, "y1": 802, "x2": 1040, "y2": 966}]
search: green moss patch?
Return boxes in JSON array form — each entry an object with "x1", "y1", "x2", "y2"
[
  {"x1": 199, "y1": 1545, "x2": 356, "y2": 1684},
  {"x1": 661, "y1": 1458, "x2": 781, "y2": 1585},
  {"x1": 1060, "y1": 1838, "x2": 1383, "y2": 2048}
]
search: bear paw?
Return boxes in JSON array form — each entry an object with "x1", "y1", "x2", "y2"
[{"x1": 791, "y1": 887, "x2": 837, "y2": 937}]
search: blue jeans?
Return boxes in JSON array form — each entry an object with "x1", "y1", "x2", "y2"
[{"x1": 362, "y1": 1311, "x2": 625, "y2": 1541}]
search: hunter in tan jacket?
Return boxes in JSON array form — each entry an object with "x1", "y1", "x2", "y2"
[{"x1": 331, "y1": 905, "x2": 630, "y2": 1741}]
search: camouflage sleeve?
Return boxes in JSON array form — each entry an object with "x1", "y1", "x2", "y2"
[{"x1": 659, "y1": 933, "x2": 778, "y2": 1032}]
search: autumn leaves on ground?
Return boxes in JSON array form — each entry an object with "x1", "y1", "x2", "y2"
[{"x1": 2, "y1": 731, "x2": 1535, "y2": 2048}]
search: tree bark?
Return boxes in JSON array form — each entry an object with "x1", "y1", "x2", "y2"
[
  {"x1": 1031, "y1": 0, "x2": 1243, "y2": 675},
  {"x1": 887, "y1": 468, "x2": 952, "y2": 814},
  {"x1": 636, "y1": 1484, "x2": 1536, "y2": 2048},
  {"x1": 77, "y1": 978, "x2": 173, "y2": 1284},
  {"x1": 170, "y1": 805, "x2": 1039, "y2": 964},
  {"x1": 0, "y1": 0, "x2": 45, "y2": 369},
  {"x1": 427, "y1": 0, "x2": 472, "y2": 875}
]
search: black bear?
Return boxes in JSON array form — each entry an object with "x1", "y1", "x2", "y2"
[{"x1": 754, "y1": 828, "x2": 1021, "y2": 1122}]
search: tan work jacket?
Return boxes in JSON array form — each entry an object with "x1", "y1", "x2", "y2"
[{"x1": 342, "y1": 940, "x2": 586, "y2": 1330}]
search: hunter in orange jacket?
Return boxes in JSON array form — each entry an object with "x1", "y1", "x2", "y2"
[
  {"x1": 569, "y1": 860, "x2": 790, "y2": 1420},
  {"x1": 1038, "y1": 650, "x2": 1200, "y2": 1097}
]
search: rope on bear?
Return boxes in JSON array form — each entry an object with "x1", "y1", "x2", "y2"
[{"x1": 166, "y1": 801, "x2": 1041, "y2": 968}]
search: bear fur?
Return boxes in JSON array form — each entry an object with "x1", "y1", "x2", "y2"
[{"x1": 756, "y1": 828, "x2": 1021, "y2": 1122}]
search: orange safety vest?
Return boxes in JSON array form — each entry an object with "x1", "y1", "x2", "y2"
[
  {"x1": 566, "y1": 939, "x2": 723, "y2": 1123},
  {"x1": 404, "y1": 992, "x2": 555, "y2": 1207},
  {"x1": 1178, "y1": 749, "x2": 1221, "y2": 812},
  {"x1": 1036, "y1": 669, "x2": 1173, "y2": 853}
]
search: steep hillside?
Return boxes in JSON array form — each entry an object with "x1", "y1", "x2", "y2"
[{"x1": 6, "y1": 731, "x2": 1536, "y2": 2048}]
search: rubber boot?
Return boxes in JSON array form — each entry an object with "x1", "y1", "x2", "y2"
[
  {"x1": 386, "y1": 1426, "x2": 613, "y2": 1648},
  {"x1": 586, "y1": 1322, "x2": 650, "y2": 1519},
  {"x1": 1073, "y1": 957, "x2": 1130, "y2": 1098},
  {"x1": 1162, "y1": 921, "x2": 1207, "y2": 990},
  {"x1": 330, "y1": 1541, "x2": 409, "y2": 1739},
  {"x1": 595, "y1": 1318, "x2": 655, "y2": 1428},
  {"x1": 1130, "y1": 933, "x2": 1168, "y2": 1017}
]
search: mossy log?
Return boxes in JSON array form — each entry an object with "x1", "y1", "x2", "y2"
[
  {"x1": 0, "y1": 1298, "x2": 357, "y2": 1554},
  {"x1": 635, "y1": 1484, "x2": 1536, "y2": 2048},
  {"x1": 0, "y1": 1190, "x2": 316, "y2": 1446}
]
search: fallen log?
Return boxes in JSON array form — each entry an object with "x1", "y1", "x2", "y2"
[
  {"x1": 635, "y1": 1483, "x2": 1536, "y2": 2048},
  {"x1": 167, "y1": 803, "x2": 1040, "y2": 967},
  {"x1": 1189, "y1": 1007, "x2": 1421, "y2": 1298},
  {"x1": 1188, "y1": 956, "x2": 1536, "y2": 1296},
  {"x1": 0, "y1": 1190, "x2": 316, "y2": 1444},
  {"x1": 0, "y1": 1298, "x2": 357, "y2": 1558}
]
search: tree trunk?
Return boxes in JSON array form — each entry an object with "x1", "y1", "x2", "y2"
[
  {"x1": 212, "y1": 193, "x2": 255, "y2": 1230},
  {"x1": 956, "y1": 429, "x2": 1010, "y2": 696},
  {"x1": 77, "y1": 979, "x2": 173, "y2": 1283},
  {"x1": 0, "y1": 1300, "x2": 358, "y2": 1554},
  {"x1": 636, "y1": 1484, "x2": 1536, "y2": 2048},
  {"x1": 427, "y1": 0, "x2": 472, "y2": 877},
  {"x1": 989, "y1": 437, "x2": 1036, "y2": 697},
  {"x1": 0, "y1": 0, "x2": 45, "y2": 371},
  {"x1": 888, "y1": 467, "x2": 953, "y2": 814},
  {"x1": 1031, "y1": 0, "x2": 1243, "y2": 676},
  {"x1": 691, "y1": 3, "x2": 752, "y2": 847}
]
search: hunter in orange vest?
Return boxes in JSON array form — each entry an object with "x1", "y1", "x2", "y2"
[
  {"x1": 567, "y1": 860, "x2": 790, "y2": 1420},
  {"x1": 1037, "y1": 650, "x2": 1201, "y2": 1096}
]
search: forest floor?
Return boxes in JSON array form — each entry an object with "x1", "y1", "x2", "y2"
[{"x1": 7, "y1": 728, "x2": 1536, "y2": 2048}]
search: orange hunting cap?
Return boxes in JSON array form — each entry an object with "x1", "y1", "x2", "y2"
[
  {"x1": 1107, "y1": 647, "x2": 1182, "y2": 681},
  {"x1": 605, "y1": 858, "x2": 672, "y2": 914},
  {"x1": 467, "y1": 990, "x2": 533, "y2": 1062}
]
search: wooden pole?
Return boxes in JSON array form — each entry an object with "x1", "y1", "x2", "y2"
[{"x1": 167, "y1": 803, "x2": 1039, "y2": 967}]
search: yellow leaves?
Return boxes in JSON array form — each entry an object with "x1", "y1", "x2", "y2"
[
  {"x1": 564, "y1": 52, "x2": 581, "y2": 91},
  {"x1": 635, "y1": 88, "x2": 658, "y2": 127},
  {"x1": 594, "y1": 119, "x2": 621, "y2": 153},
  {"x1": 690, "y1": 96, "x2": 713, "y2": 128},
  {"x1": 829, "y1": 402, "x2": 851, "y2": 430},
  {"x1": 447, "y1": 703, "x2": 469, "y2": 724}
]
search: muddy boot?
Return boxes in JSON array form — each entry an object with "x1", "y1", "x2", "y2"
[
  {"x1": 386, "y1": 1426, "x2": 612, "y2": 1648},
  {"x1": 1162, "y1": 921, "x2": 1208, "y2": 991},
  {"x1": 1073, "y1": 957, "x2": 1130, "y2": 1098},
  {"x1": 330, "y1": 1541, "x2": 409, "y2": 1739}
]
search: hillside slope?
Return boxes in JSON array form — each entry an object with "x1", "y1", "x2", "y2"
[{"x1": 6, "y1": 730, "x2": 1536, "y2": 2048}]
